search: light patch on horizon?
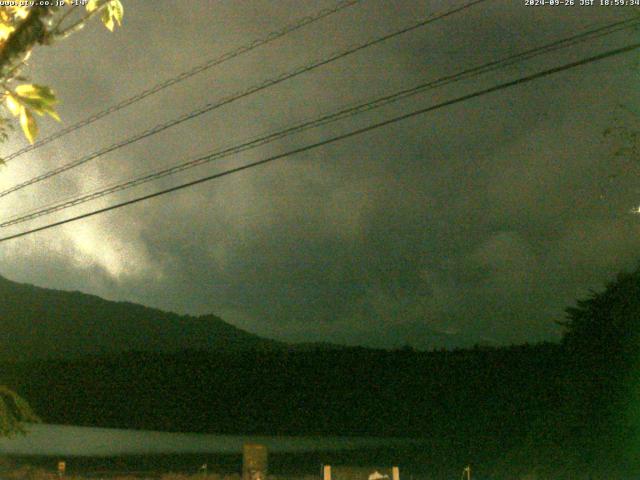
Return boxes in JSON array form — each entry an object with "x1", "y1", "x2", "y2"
[{"x1": 62, "y1": 219, "x2": 162, "y2": 281}]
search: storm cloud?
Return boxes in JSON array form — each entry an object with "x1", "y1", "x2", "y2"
[{"x1": 0, "y1": 0, "x2": 638, "y2": 349}]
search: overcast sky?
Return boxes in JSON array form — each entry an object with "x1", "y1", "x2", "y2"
[{"x1": 0, "y1": 0, "x2": 638, "y2": 349}]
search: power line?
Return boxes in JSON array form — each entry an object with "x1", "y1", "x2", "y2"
[
  {"x1": 1, "y1": 40, "x2": 637, "y2": 243},
  {"x1": 0, "y1": 0, "x2": 489, "y2": 199},
  {"x1": 3, "y1": 15, "x2": 638, "y2": 228},
  {"x1": 2, "y1": 0, "x2": 363, "y2": 163}
]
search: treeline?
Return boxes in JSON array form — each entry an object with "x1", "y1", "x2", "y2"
[
  {"x1": 3, "y1": 265, "x2": 640, "y2": 478},
  {"x1": 0, "y1": 343, "x2": 561, "y2": 438},
  {"x1": 0, "y1": 339, "x2": 635, "y2": 478},
  {"x1": 1, "y1": 343, "x2": 570, "y2": 478}
]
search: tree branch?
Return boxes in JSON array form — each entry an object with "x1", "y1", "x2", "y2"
[{"x1": 0, "y1": 6, "x2": 58, "y2": 80}]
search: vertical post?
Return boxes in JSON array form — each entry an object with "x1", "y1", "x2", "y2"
[
  {"x1": 323, "y1": 465, "x2": 332, "y2": 480},
  {"x1": 243, "y1": 444, "x2": 268, "y2": 480},
  {"x1": 392, "y1": 466, "x2": 399, "y2": 480},
  {"x1": 57, "y1": 460, "x2": 66, "y2": 478}
]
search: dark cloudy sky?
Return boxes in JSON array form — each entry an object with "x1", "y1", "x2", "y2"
[{"x1": 0, "y1": 0, "x2": 638, "y2": 349}]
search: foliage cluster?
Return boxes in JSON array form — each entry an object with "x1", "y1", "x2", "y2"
[
  {"x1": 0, "y1": 0, "x2": 123, "y2": 147},
  {"x1": 0, "y1": 0, "x2": 123, "y2": 437}
]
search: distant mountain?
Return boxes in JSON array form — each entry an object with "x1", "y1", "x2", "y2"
[{"x1": 0, "y1": 274, "x2": 283, "y2": 361}]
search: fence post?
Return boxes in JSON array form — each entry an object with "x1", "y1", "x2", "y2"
[
  {"x1": 323, "y1": 465, "x2": 332, "y2": 480},
  {"x1": 243, "y1": 444, "x2": 268, "y2": 480}
]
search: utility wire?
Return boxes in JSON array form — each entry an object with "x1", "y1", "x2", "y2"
[
  {"x1": 0, "y1": 0, "x2": 489, "y2": 199},
  {"x1": 3, "y1": 15, "x2": 638, "y2": 228},
  {"x1": 1, "y1": 40, "x2": 637, "y2": 243},
  {"x1": 2, "y1": 0, "x2": 363, "y2": 162}
]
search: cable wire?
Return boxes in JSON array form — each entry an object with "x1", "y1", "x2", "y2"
[
  {"x1": 1, "y1": 40, "x2": 637, "y2": 243},
  {"x1": 3, "y1": 15, "x2": 638, "y2": 228},
  {"x1": 0, "y1": 0, "x2": 489, "y2": 199},
  {"x1": 2, "y1": 0, "x2": 363, "y2": 162}
]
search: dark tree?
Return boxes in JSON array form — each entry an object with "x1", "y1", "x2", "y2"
[
  {"x1": 0, "y1": 385, "x2": 39, "y2": 436},
  {"x1": 559, "y1": 266, "x2": 640, "y2": 472}
]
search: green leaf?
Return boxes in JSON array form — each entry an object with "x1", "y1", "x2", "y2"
[
  {"x1": 19, "y1": 108, "x2": 37, "y2": 144},
  {"x1": 12, "y1": 84, "x2": 60, "y2": 122},
  {"x1": 101, "y1": 0, "x2": 124, "y2": 31},
  {"x1": 5, "y1": 94, "x2": 21, "y2": 117},
  {"x1": 47, "y1": 108, "x2": 61, "y2": 122},
  {"x1": 15, "y1": 84, "x2": 57, "y2": 105},
  {"x1": 17, "y1": 97, "x2": 46, "y2": 113},
  {"x1": 86, "y1": 0, "x2": 100, "y2": 12},
  {"x1": 101, "y1": 6, "x2": 113, "y2": 31},
  {"x1": 110, "y1": 0, "x2": 124, "y2": 26}
]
